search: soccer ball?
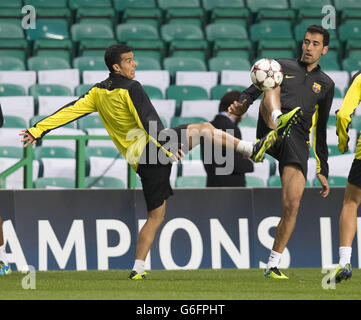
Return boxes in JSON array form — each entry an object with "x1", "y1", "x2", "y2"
[{"x1": 250, "y1": 58, "x2": 283, "y2": 91}]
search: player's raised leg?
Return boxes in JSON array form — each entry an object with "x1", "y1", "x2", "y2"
[
  {"x1": 264, "y1": 164, "x2": 305, "y2": 279},
  {"x1": 261, "y1": 87, "x2": 303, "y2": 138},
  {"x1": 185, "y1": 122, "x2": 278, "y2": 163},
  {"x1": 0, "y1": 217, "x2": 11, "y2": 276}
]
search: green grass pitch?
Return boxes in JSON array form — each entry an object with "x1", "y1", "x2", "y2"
[{"x1": 1, "y1": 268, "x2": 360, "y2": 300}]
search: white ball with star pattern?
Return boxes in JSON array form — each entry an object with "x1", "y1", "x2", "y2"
[{"x1": 250, "y1": 58, "x2": 283, "y2": 92}]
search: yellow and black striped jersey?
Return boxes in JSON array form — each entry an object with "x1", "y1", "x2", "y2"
[
  {"x1": 336, "y1": 70, "x2": 361, "y2": 154},
  {"x1": 27, "y1": 73, "x2": 173, "y2": 171}
]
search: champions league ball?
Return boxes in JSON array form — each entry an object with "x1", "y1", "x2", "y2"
[{"x1": 250, "y1": 58, "x2": 283, "y2": 91}]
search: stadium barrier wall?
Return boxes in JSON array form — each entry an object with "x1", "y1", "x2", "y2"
[{"x1": 0, "y1": 188, "x2": 360, "y2": 271}]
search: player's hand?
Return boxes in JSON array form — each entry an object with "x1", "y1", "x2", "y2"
[
  {"x1": 19, "y1": 129, "x2": 36, "y2": 148},
  {"x1": 317, "y1": 173, "x2": 330, "y2": 198},
  {"x1": 228, "y1": 99, "x2": 248, "y2": 118}
]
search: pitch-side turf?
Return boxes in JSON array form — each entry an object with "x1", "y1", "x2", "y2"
[{"x1": 1, "y1": 268, "x2": 360, "y2": 300}]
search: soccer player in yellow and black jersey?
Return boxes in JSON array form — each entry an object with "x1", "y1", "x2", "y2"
[
  {"x1": 328, "y1": 70, "x2": 361, "y2": 283},
  {"x1": 20, "y1": 44, "x2": 279, "y2": 279},
  {"x1": 230, "y1": 25, "x2": 335, "y2": 279},
  {"x1": 0, "y1": 104, "x2": 11, "y2": 275}
]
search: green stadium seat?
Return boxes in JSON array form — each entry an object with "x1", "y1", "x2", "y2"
[
  {"x1": 290, "y1": 0, "x2": 331, "y2": 9},
  {"x1": 0, "y1": 84, "x2": 26, "y2": 96},
  {"x1": 213, "y1": 39, "x2": 252, "y2": 57},
  {"x1": 0, "y1": 22, "x2": 24, "y2": 39},
  {"x1": 258, "y1": 49, "x2": 295, "y2": 60},
  {"x1": 78, "y1": 115, "x2": 104, "y2": 130},
  {"x1": 123, "y1": 8, "x2": 162, "y2": 27},
  {"x1": 71, "y1": 23, "x2": 114, "y2": 42},
  {"x1": 168, "y1": 40, "x2": 209, "y2": 62},
  {"x1": 34, "y1": 146, "x2": 75, "y2": 160},
  {"x1": 29, "y1": 84, "x2": 72, "y2": 98},
  {"x1": 85, "y1": 176, "x2": 126, "y2": 189},
  {"x1": 175, "y1": 176, "x2": 206, "y2": 188},
  {"x1": 158, "y1": 0, "x2": 200, "y2": 9},
  {"x1": 256, "y1": 9, "x2": 296, "y2": 22},
  {"x1": 166, "y1": 8, "x2": 205, "y2": 27},
  {"x1": 116, "y1": 23, "x2": 159, "y2": 42},
  {"x1": 143, "y1": 85, "x2": 164, "y2": 99},
  {"x1": 0, "y1": 8, "x2": 22, "y2": 23},
  {"x1": 182, "y1": 145, "x2": 202, "y2": 161},
  {"x1": 78, "y1": 39, "x2": 117, "y2": 57},
  {"x1": 342, "y1": 58, "x2": 361, "y2": 73},
  {"x1": 127, "y1": 39, "x2": 166, "y2": 58},
  {"x1": 339, "y1": 21, "x2": 361, "y2": 41},
  {"x1": 319, "y1": 56, "x2": 340, "y2": 71},
  {"x1": 75, "y1": 84, "x2": 94, "y2": 96},
  {"x1": 0, "y1": 50, "x2": 26, "y2": 66},
  {"x1": 166, "y1": 85, "x2": 209, "y2": 109},
  {"x1": 327, "y1": 144, "x2": 350, "y2": 157},
  {"x1": 170, "y1": 116, "x2": 207, "y2": 128},
  {"x1": 202, "y1": 0, "x2": 245, "y2": 11},
  {"x1": 0, "y1": 0, "x2": 22, "y2": 8},
  {"x1": 0, "y1": 146, "x2": 23, "y2": 158},
  {"x1": 210, "y1": 8, "x2": 250, "y2": 25},
  {"x1": 215, "y1": 50, "x2": 249, "y2": 60},
  {"x1": 85, "y1": 146, "x2": 119, "y2": 159},
  {"x1": 258, "y1": 39, "x2": 297, "y2": 51},
  {"x1": 36, "y1": 50, "x2": 71, "y2": 65},
  {"x1": 73, "y1": 56, "x2": 107, "y2": 72},
  {"x1": 206, "y1": 23, "x2": 248, "y2": 41},
  {"x1": 247, "y1": 0, "x2": 288, "y2": 12},
  {"x1": 113, "y1": 0, "x2": 156, "y2": 11},
  {"x1": 133, "y1": 50, "x2": 162, "y2": 64},
  {"x1": 294, "y1": 21, "x2": 337, "y2": 42},
  {"x1": 341, "y1": 9, "x2": 361, "y2": 23},
  {"x1": 28, "y1": 57, "x2": 70, "y2": 71},
  {"x1": 161, "y1": 24, "x2": 204, "y2": 42},
  {"x1": 250, "y1": 21, "x2": 293, "y2": 42},
  {"x1": 36, "y1": 8, "x2": 72, "y2": 22},
  {"x1": 30, "y1": 115, "x2": 76, "y2": 129},
  {"x1": 0, "y1": 57, "x2": 25, "y2": 71},
  {"x1": 68, "y1": 0, "x2": 112, "y2": 9},
  {"x1": 269, "y1": 175, "x2": 311, "y2": 187},
  {"x1": 334, "y1": 0, "x2": 361, "y2": 10},
  {"x1": 313, "y1": 176, "x2": 347, "y2": 187},
  {"x1": 135, "y1": 57, "x2": 161, "y2": 70},
  {"x1": 2, "y1": 115, "x2": 27, "y2": 128},
  {"x1": 24, "y1": 0, "x2": 67, "y2": 7},
  {"x1": 26, "y1": 20, "x2": 69, "y2": 41},
  {"x1": 76, "y1": 8, "x2": 116, "y2": 26},
  {"x1": 34, "y1": 177, "x2": 75, "y2": 189},
  {"x1": 0, "y1": 38, "x2": 28, "y2": 61},
  {"x1": 211, "y1": 84, "x2": 247, "y2": 99},
  {"x1": 163, "y1": 57, "x2": 207, "y2": 77},
  {"x1": 246, "y1": 176, "x2": 265, "y2": 187},
  {"x1": 209, "y1": 57, "x2": 251, "y2": 72},
  {"x1": 349, "y1": 49, "x2": 361, "y2": 59}
]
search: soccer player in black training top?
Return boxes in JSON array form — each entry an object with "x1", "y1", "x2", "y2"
[{"x1": 230, "y1": 25, "x2": 335, "y2": 279}]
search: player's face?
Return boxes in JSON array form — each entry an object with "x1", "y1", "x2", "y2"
[
  {"x1": 114, "y1": 51, "x2": 137, "y2": 79},
  {"x1": 301, "y1": 32, "x2": 328, "y2": 66}
]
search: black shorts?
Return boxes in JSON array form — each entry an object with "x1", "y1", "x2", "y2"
[
  {"x1": 257, "y1": 115, "x2": 309, "y2": 179},
  {"x1": 348, "y1": 158, "x2": 361, "y2": 188},
  {"x1": 137, "y1": 124, "x2": 189, "y2": 211}
]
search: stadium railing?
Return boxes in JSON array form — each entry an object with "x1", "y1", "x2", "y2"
[{"x1": 0, "y1": 135, "x2": 138, "y2": 189}]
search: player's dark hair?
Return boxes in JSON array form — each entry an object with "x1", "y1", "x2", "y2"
[
  {"x1": 104, "y1": 44, "x2": 133, "y2": 72},
  {"x1": 219, "y1": 90, "x2": 241, "y2": 112},
  {"x1": 305, "y1": 25, "x2": 330, "y2": 47}
]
